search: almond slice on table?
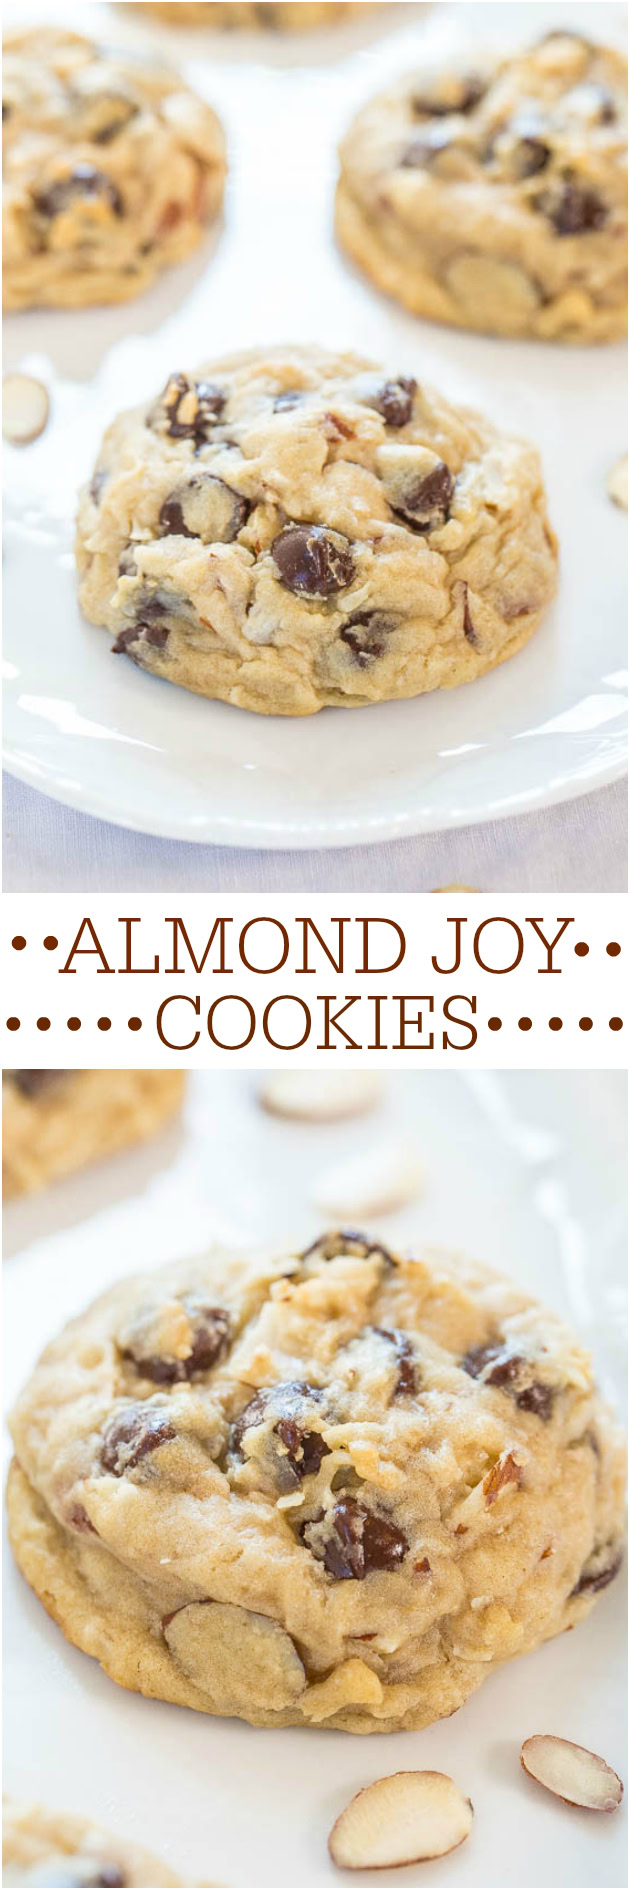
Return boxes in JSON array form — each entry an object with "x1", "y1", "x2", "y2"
[
  {"x1": 258, "y1": 1071, "x2": 383, "y2": 1122},
  {"x1": 607, "y1": 455, "x2": 628, "y2": 510},
  {"x1": 312, "y1": 1141, "x2": 423, "y2": 1219},
  {"x1": 521, "y1": 1735, "x2": 623, "y2": 1811},
  {"x1": 328, "y1": 1771, "x2": 473, "y2": 1870},
  {"x1": 2, "y1": 372, "x2": 49, "y2": 444}
]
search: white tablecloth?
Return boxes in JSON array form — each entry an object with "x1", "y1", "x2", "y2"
[{"x1": 4, "y1": 773, "x2": 626, "y2": 893}]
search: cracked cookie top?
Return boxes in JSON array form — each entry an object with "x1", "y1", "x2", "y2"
[
  {"x1": 2, "y1": 29, "x2": 226, "y2": 309},
  {"x1": 9, "y1": 1233, "x2": 625, "y2": 1731}
]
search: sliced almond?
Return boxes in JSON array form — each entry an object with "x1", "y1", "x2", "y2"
[
  {"x1": 2, "y1": 372, "x2": 50, "y2": 444},
  {"x1": 521, "y1": 1735, "x2": 623, "y2": 1812},
  {"x1": 312, "y1": 1141, "x2": 422, "y2": 1220},
  {"x1": 259, "y1": 1071, "x2": 382, "y2": 1122},
  {"x1": 607, "y1": 455, "x2": 628, "y2": 510},
  {"x1": 329, "y1": 1771, "x2": 473, "y2": 1870}
]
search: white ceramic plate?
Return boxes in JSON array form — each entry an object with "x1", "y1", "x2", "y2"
[
  {"x1": 3, "y1": 1070, "x2": 627, "y2": 1889},
  {"x1": 2, "y1": 0, "x2": 628, "y2": 847}
]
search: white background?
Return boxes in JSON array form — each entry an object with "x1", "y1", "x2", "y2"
[{"x1": 3, "y1": 1069, "x2": 627, "y2": 1888}]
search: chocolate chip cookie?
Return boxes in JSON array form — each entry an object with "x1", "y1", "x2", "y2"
[
  {"x1": 3, "y1": 1070, "x2": 186, "y2": 1198},
  {"x1": 76, "y1": 345, "x2": 557, "y2": 716},
  {"x1": 8, "y1": 1234, "x2": 625, "y2": 1734},
  {"x1": 142, "y1": 4, "x2": 362, "y2": 28},
  {"x1": 2, "y1": 1801, "x2": 181, "y2": 1887},
  {"x1": 337, "y1": 31, "x2": 628, "y2": 341},
  {"x1": 2, "y1": 29, "x2": 226, "y2": 310}
]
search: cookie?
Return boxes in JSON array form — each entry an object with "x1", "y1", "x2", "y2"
[
  {"x1": 141, "y1": 4, "x2": 362, "y2": 29},
  {"x1": 8, "y1": 1233, "x2": 625, "y2": 1734},
  {"x1": 337, "y1": 31, "x2": 628, "y2": 342},
  {"x1": 2, "y1": 30, "x2": 226, "y2": 310},
  {"x1": 76, "y1": 344, "x2": 557, "y2": 716},
  {"x1": 2, "y1": 1800, "x2": 181, "y2": 1887},
  {"x1": 2, "y1": 1070, "x2": 186, "y2": 1198}
]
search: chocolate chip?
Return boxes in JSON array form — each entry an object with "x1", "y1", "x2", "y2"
[
  {"x1": 412, "y1": 75, "x2": 485, "y2": 118},
  {"x1": 149, "y1": 373, "x2": 226, "y2": 442},
  {"x1": 112, "y1": 622, "x2": 169, "y2": 655},
  {"x1": 512, "y1": 135, "x2": 551, "y2": 177},
  {"x1": 340, "y1": 610, "x2": 396, "y2": 667},
  {"x1": 34, "y1": 164, "x2": 123, "y2": 219},
  {"x1": 375, "y1": 1328, "x2": 418, "y2": 1398},
  {"x1": 391, "y1": 460, "x2": 454, "y2": 531},
  {"x1": 159, "y1": 473, "x2": 249, "y2": 544},
  {"x1": 271, "y1": 524, "x2": 355, "y2": 597},
  {"x1": 537, "y1": 180, "x2": 608, "y2": 235},
  {"x1": 127, "y1": 1302, "x2": 231, "y2": 1383},
  {"x1": 300, "y1": 1230, "x2": 396, "y2": 1266},
  {"x1": 570, "y1": 1547, "x2": 623, "y2": 1597},
  {"x1": 66, "y1": 1502, "x2": 98, "y2": 1535},
  {"x1": 461, "y1": 1342, "x2": 554, "y2": 1421},
  {"x1": 367, "y1": 378, "x2": 417, "y2": 427},
  {"x1": 461, "y1": 584, "x2": 477, "y2": 645},
  {"x1": 231, "y1": 1381, "x2": 330, "y2": 1486},
  {"x1": 100, "y1": 1405, "x2": 176, "y2": 1476},
  {"x1": 10, "y1": 1069, "x2": 67, "y2": 1096},
  {"x1": 304, "y1": 1496, "x2": 409, "y2": 1580}
]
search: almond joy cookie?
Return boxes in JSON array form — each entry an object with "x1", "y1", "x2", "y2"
[
  {"x1": 76, "y1": 346, "x2": 557, "y2": 715},
  {"x1": 2, "y1": 1801, "x2": 181, "y2": 1888},
  {"x1": 336, "y1": 31, "x2": 628, "y2": 342},
  {"x1": 3, "y1": 1070, "x2": 186, "y2": 1198},
  {"x1": 2, "y1": 30, "x2": 226, "y2": 310},
  {"x1": 142, "y1": 3, "x2": 363, "y2": 25},
  {"x1": 7, "y1": 1235, "x2": 625, "y2": 1734}
]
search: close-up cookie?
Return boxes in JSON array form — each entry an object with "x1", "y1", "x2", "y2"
[
  {"x1": 2, "y1": 1800, "x2": 181, "y2": 1888},
  {"x1": 2, "y1": 29, "x2": 226, "y2": 310},
  {"x1": 3, "y1": 1070, "x2": 186, "y2": 1198},
  {"x1": 140, "y1": 4, "x2": 364, "y2": 29},
  {"x1": 7, "y1": 1232, "x2": 625, "y2": 1735},
  {"x1": 336, "y1": 30, "x2": 628, "y2": 341},
  {"x1": 76, "y1": 344, "x2": 557, "y2": 716}
]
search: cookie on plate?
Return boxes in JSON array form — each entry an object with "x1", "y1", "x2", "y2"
[
  {"x1": 76, "y1": 344, "x2": 557, "y2": 716},
  {"x1": 2, "y1": 1800, "x2": 181, "y2": 1887},
  {"x1": 141, "y1": 4, "x2": 363, "y2": 28},
  {"x1": 2, "y1": 29, "x2": 226, "y2": 310},
  {"x1": 3, "y1": 1070, "x2": 186, "y2": 1198},
  {"x1": 336, "y1": 30, "x2": 628, "y2": 341},
  {"x1": 7, "y1": 1233, "x2": 625, "y2": 1734}
]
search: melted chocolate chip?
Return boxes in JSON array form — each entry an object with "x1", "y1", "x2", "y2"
[
  {"x1": 272, "y1": 524, "x2": 355, "y2": 597},
  {"x1": 368, "y1": 378, "x2": 417, "y2": 427},
  {"x1": 149, "y1": 373, "x2": 226, "y2": 442},
  {"x1": 570, "y1": 1548, "x2": 623, "y2": 1597},
  {"x1": 462, "y1": 1342, "x2": 554, "y2": 1421},
  {"x1": 10, "y1": 1069, "x2": 67, "y2": 1097},
  {"x1": 375, "y1": 1328, "x2": 418, "y2": 1398},
  {"x1": 391, "y1": 460, "x2": 454, "y2": 531},
  {"x1": 512, "y1": 135, "x2": 551, "y2": 177},
  {"x1": 113, "y1": 587, "x2": 174, "y2": 656},
  {"x1": 304, "y1": 1496, "x2": 409, "y2": 1580},
  {"x1": 34, "y1": 164, "x2": 123, "y2": 219},
  {"x1": 159, "y1": 473, "x2": 249, "y2": 543},
  {"x1": 100, "y1": 1405, "x2": 175, "y2": 1476},
  {"x1": 231, "y1": 1381, "x2": 329, "y2": 1486},
  {"x1": 127, "y1": 1303, "x2": 231, "y2": 1383},
  {"x1": 300, "y1": 1230, "x2": 396, "y2": 1266},
  {"x1": 340, "y1": 610, "x2": 396, "y2": 667},
  {"x1": 461, "y1": 584, "x2": 478, "y2": 646},
  {"x1": 112, "y1": 622, "x2": 169, "y2": 655},
  {"x1": 537, "y1": 180, "x2": 608, "y2": 235},
  {"x1": 412, "y1": 75, "x2": 485, "y2": 118}
]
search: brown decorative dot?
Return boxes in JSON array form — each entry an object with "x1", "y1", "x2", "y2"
[
  {"x1": 579, "y1": 1017, "x2": 593, "y2": 1031},
  {"x1": 67, "y1": 1017, "x2": 81, "y2": 1032},
  {"x1": 549, "y1": 1017, "x2": 563, "y2": 1031},
  {"x1": 36, "y1": 1017, "x2": 51, "y2": 1031},
  {"x1": 11, "y1": 935, "x2": 26, "y2": 951},
  {"x1": 7, "y1": 1017, "x2": 20, "y2": 1032},
  {"x1": 609, "y1": 1016, "x2": 623, "y2": 1031},
  {"x1": 574, "y1": 941, "x2": 589, "y2": 957},
  {"x1": 128, "y1": 1017, "x2": 142, "y2": 1031},
  {"x1": 43, "y1": 935, "x2": 58, "y2": 951},
  {"x1": 606, "y1": 941, "x2": 621, "y2": 957},
  {"x1": 97, "y1": 1017, "x2": 112, "y2": 1032},
  {"x1": 488, "y1": 1017, "x2": 502, "y2": 1031},
  {"x1": 518, "y1": 1017, "x2": 532, "y2": 1031}
]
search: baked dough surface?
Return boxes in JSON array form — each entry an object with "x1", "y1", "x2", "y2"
[{"x1": 2, "y1": 1070, "x2": 186, "y2": 1198}]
